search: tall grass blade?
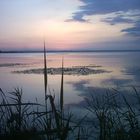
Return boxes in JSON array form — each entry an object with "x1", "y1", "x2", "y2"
[
  {"x1": 43, "y1": 41, "x2": 47, "y2": 96},
  {"x1": 60, "y1": 57, "x2": 64, "y2": 112}
]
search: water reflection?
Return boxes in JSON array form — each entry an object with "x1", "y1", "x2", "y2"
[
  {"x1": 122, "y1": 66, "x2": 140, "y2": 83},
  {"x1": 0, "y1": 52, "x2": 140, "y2": 107},
  {"x1": 67, "y1": 79, "x2": 140, "y2": 108},
  {"x1": 101, "y1": 78, "x2": 133, "y2": 87}
]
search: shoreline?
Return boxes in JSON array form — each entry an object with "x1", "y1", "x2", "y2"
[{"x1": 1, "y1": 49, "x2": 140, "y2": 54}]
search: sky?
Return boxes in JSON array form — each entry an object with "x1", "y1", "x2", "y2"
[{"x1": 0, "y1": 0, "x2": 140, "y2": 51}]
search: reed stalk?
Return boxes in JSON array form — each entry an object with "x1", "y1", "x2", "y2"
[
  {"x1": 60, "y1": 57, "x2": 64, "y2": 130},
  {"x1": 43, "y1": 41, "x2": 48, "y2": 100}
]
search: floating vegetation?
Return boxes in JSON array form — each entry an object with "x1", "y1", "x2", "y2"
[
  {"x1": 12, "y1": 66, "x2": 111, "y2": 75},
  {"x1": 0, "y1": 63, "x2": 26, "y2": 67}
]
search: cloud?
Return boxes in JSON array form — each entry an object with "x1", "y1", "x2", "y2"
[
  {"x1": 66, "y1": 0, "x2": 140, "y2": 37},
  {"x1": 68, "y1": 0, "x2": 140, "y2": 22},
  {"x1": 121, "y1": 22, "x2": 140, "y2": 37},
  {"x1": 101, "y1": 10, "x2": 140, "y2": 37},
  {"x1": 101, "y1": 15, "x2": 134, "y2": 25},
  {"x1": 65, "y1": 12, "x2": 88, "y2": 22}
]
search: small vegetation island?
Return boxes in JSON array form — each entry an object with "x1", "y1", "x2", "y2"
[
  {"x1": 0, "y1": 45, "x2": 140, "y2": 140},
  {"x1": 12, "y1": 66, "x2": 111, "y2": 75}
]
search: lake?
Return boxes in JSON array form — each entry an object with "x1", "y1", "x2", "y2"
[{"x1": 0, "y1": 51, "x2": 140, "y2": 115}]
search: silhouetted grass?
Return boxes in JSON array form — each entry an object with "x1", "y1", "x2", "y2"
[
  {"x1": 85, "y1": 88, "x2": 140, "y2": 140},
  {"x1": 1, "y1": 86, "x2": 139, "y2": 140}
]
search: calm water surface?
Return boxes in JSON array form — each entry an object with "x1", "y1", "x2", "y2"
[{"x1": 0, "y1": 52, "x2": 140, "y2": 114}]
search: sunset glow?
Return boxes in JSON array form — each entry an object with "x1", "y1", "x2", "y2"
[{"x1": 0, "y1": 0, "x2": 140, "y2": 50}]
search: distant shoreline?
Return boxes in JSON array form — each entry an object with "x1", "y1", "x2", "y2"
[{"x1": 1, "y1": 50, "x2": 140, "y2": 53}]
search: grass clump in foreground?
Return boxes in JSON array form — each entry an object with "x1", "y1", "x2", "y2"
[
  {"x1": 0, "y1": 87, "x2": 74, "y2": 140},
  {"x1": 85, "y1": 87, "x2": 140, "y2": 140},
  {"x1": 1, "y1": 88, "x2": 140, "y2": 140}
]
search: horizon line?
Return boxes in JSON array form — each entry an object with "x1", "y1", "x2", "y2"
[{"x1": 1, "y1": 49, "x2": 140, "y2": 53}]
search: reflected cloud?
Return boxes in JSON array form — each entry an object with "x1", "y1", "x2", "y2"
[
  {"x1": 122, "y1": 66, "x2": 140, "y2": 82},
  {"x1": 122, "y1": 21, "x2": 140, "y2": 37},
  {"x1": 67, "y1": 79, "x2": 140, "y2": 108},
  {"x1": 101, "y1": 78, "x2": 132, "y2": 87}
]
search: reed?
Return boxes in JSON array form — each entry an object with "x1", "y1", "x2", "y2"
[
  {"x1": 0, "y1": 88, "x2": 43, "y2": 140},
  {"x1": 40, "y1": 42, "x2": 74, "y2": 140},
  {"x1": 60, "y1": 56, "x2": 64, "y2": 112},
  {"x1": 85, "y1": 88, "x2": 140, "y2": 140},
  {"x1": 43, "y1": 41, "x2": 47, "y2": 98}
]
